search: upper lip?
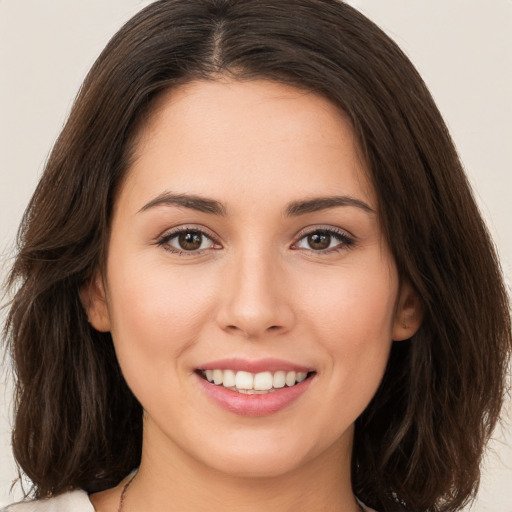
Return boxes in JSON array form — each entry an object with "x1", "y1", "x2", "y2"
[{"x1": 198, "y1": 357, "x2": 313, "y2": 374}]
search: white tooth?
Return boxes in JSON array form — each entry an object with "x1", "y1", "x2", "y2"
[
  {"x1": 273, "y1": 371, "x2": 286, "y2": 388},
  {"x1": 296, "y1": 372, "x2": 307, "y2": 383},
  {"x1": 205, "y1": 369, "x2": 214, "y2": 382},
  {"x1": 285, "y1": 371, "x2": 296, "y2": 387},
  {"x1": 253, "y1": 371, "x2": 273, "y2": 391},
  {"x1": 213, "y1": 369, "x2": 223, "y2": 385},
  {"x1": 223, "y1": 369, "x2": 236, "y2": 387},
  {"x1": 235, "y1": 371, "x2": 254, "y2": 390}
]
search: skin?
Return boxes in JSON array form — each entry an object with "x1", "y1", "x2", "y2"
[{"x1": 85, "y1": 79, "x2": 421, "y2": 512}]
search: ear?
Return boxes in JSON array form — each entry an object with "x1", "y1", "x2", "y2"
[
  {"x1": 392, "y1": 280, "x2": 423, "y2": 341},
  {"x1": 80, "y1": 271, "x2": 111, "y2": 332}
]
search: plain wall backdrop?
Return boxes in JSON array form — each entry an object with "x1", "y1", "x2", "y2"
[{"x1": 1, "y1": 1, "x2": 511, "y2": 510}]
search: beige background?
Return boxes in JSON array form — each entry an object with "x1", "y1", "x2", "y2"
[{"x1": 1, "y1": 1, "x2": 511, "y2": 510}]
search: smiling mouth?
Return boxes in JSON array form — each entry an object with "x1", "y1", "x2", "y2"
[{"x1": 196, "y1": 369, "x2": 316, "y2": 394}]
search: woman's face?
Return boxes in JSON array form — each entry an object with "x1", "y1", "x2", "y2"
[{"x1": 86, "y1": 79, "x2": 419, "y2": 479}]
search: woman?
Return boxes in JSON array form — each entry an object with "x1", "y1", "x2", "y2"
[{"x1": 2, "y1": 1, "x2": 511, "y2": 511}]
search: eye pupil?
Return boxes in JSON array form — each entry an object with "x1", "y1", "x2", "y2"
[
  {"x1": 308, "y1": 232, "x2": 331, "y2": 250},
  {"x1": 178, "y1": 231, "x2": 202, "y2": 250}
]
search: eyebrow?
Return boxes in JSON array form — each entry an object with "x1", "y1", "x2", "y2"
[
  {"x1": 285, "y1": 196, "x2": 375, "y2": 216},
  {"x1": 138, "y1": 192, "x2": 374, "y2": 217},
  {"x1": 138, "y1": 192, "x2": 227, "y2": 216}
]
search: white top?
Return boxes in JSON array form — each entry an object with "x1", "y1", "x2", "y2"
[
  {"x1": 2, "y1": 490, "x2": 377, "y2": 511},
  {"x1": 1, "y1": 490, "x2": 94, "y2": 511}
]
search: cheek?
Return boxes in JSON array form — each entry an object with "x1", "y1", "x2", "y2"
[
  {"x1": 300, "y1": 257, "x2": 398, "y2": 341},
  {"x1": 297, "y1": 258, "x2": 398, "y2": 407},
  {"x1": 105, "y1": 259, "x2": 217, "y2": 384}
]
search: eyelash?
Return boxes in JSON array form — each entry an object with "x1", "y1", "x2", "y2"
[
  {"x1": 292, "y1": 227, "x2": 355, "y2": 254},
  {"x1": 155, "y1": 226, "x2": 355, "y2": 256},
  {"x1": 155, "y1": 226, "x2": 219, "y2": 256}
]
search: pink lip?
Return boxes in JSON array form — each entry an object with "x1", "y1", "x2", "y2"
[
  {"x1": 198, "y1": 357, "x2": 312, "y2": 373},
  {"x1": 196, "y1": 372, "x2": 314, "y2": 417}
]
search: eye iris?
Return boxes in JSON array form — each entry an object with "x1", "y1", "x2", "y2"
[
  {"x1": 308, "y1": 232, "x2": 331, "y2": 250},
  {"x1": 178, "y1": 231, "x2": 202, "y2": 250}
]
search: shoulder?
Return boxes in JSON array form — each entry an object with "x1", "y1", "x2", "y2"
[{"x1": 1, "y1": 490, "x2": 94, "y2": 512}]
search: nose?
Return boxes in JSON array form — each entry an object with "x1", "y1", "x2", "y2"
[{"x1": 215, "y1": 251, "x2": 295, "y2": 339}]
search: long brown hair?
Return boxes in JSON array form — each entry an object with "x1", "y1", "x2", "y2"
[{"x1": 4, "y1": 1, "x2": 511, "y2": 511}]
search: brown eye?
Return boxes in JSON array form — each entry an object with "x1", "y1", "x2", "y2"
[
  {"x1": 295, "y1": 229, "x2": 353, "y2": 252},
  {"x1": 178, "y1": 231, "x2": 203, "y2": 250},
  {"x1": 161, "y1": 229, "x2": 215, "y2": 252},
  {"x1": 307, "y1": 232, "x2": 331, "y2": 250}
]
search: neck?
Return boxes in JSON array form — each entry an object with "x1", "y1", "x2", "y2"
[{"x1": 122, "y1": 422, "x2": 360, "y2": 512}]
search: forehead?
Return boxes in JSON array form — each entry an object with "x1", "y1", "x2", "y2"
[{"x1": 123, "y1": 78, "x2": 375, "y2": 212}]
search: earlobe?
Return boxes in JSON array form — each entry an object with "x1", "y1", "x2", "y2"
[
  {"x1": 392, "y1": 280, "x2": 423, "y2": 341},
  {"x1": 79, "y1": 271, "x2": 111, "y2": 332}
]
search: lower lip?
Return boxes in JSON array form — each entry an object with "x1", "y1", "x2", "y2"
[{"x1": 196, "y1": 373, "x2": 314, "y2": 417}]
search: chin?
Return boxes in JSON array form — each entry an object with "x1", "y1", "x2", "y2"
[
  {"x1": 208, "y1": 451, "x2": 307, "y2": 479},
  {"x1": 194, "y1": 431, "x2": 334, "y2": 480}
]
